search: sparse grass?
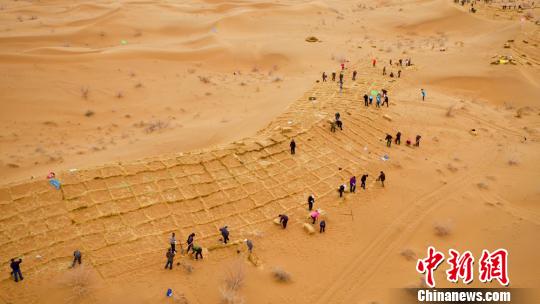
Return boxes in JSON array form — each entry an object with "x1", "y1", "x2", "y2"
[
  {"x1": 434, "y1": 223, "x2": 451, "y2": 237},
  {"x1": 508, "y1": 159, "x2": 518, "y2": 166},
  {"x1": 84, "y1": 110, "x2": 95, "y2": 117},
  {"x1": 116, "y1": 91, "x2": 124, "y2": 98},
  {"x1": 400, "y1": 249, "x2": 417, "y2": 261},
  {"x1": 271, "y1": 267, "x2": 291, "y2": 283},
  {"x1": 135, "y1": 82, "x2": 143, "y2": 88},
  {"x1": 198, "y1": 76, "x2": 211, "y2": 84},
  {"x1": 477, "y1": 182, "x2": 489, "y2": 190},
  {"x1": 176, "y1": 261, "x2": 193, "y2": 274},
  {"x1": 219, "y1": 261, "x2": 245, "y2": 304},
  {"x1": 61, "y1": 267, "x2": 95, "y2": 304},
  {"x1": 143, "y1": 120, "x2": 169, "y2": 133},
  {"x1": 219, "y1": 288, "x2": 244, "y2": 304},
  {"x1": 225, "y1": 261, "x2": 245, "y2": 291}
]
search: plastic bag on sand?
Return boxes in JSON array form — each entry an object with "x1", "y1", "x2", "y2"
[
  {"x1": 381, "y1": 154, "x2": 390, "y2": 161},
  {"x1": 273, "y1": 218, "x2": 281, "y2": 225},
  {"x1": 303, "y1": 223, "x2": 315, "y2": 234},
  {"x1": 49, "y1": 179, "x2": 61, "y2": 190}
]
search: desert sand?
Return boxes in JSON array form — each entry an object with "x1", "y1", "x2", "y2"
[{"x1": 1, "y1": 0, "x2": 539, "y2": 303}]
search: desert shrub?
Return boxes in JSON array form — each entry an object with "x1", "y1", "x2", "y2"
[
  {"x1": 434, "y1": 223, "x2": 451, "y2": 237},
  {"x1": 271, "y1": 267, "x2": 291, "y2": 282}
]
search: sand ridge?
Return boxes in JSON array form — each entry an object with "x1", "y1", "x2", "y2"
[{"x1": 0, "y1": 60, "x2": 400, "y2": 281}]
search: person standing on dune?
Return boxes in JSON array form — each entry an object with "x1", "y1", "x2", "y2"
[
  {"x1": 71, "y1": 250, "x2": 82, "y2": 268},
  {"x1": 385, "y1": 134, "x2": 393, "y2": 147},
  {"x1": 372, "y1": 58, "x2": 377, "y2": 67},
  {"x1": 376, "y1": 94, "x2": 381, "y2": 108},
  {"x1": 165, "y1": 248, "x2": 175, "y2": 270},
  {"x1": 415, "y1": 135, "x2": 422, "y2": 147},
  {"x1": 364, "y1": 94, "x2": 369, "y2": 106},
  {"x1": 186, "y1": 233, "x2": 195, "y2": 254},
  {"x1": 421, "y1": 89, "x2": 426, "y2": 101},
  {"x1": 308, "y1": 194, "x2": 315, "y2": 211},
  {"x1": 395, "y1": 132, "x2": 402, "y2": 145},
  {"x1": 310, "y1": 210, "x2": 320, "y2": 224},
  {"x1": 377, "y1": 171, "x2": 386, "y2": 187},
  {"x1": 339, "y1": 184, "x2": 346, "y2": 197},
  {"x1": 290, "y1": 139, "x2": 296, "y2": 155},
  {"x1": 350, "y1": 176, "x2": 357, "y2": 193},
  {"x1": 339, "y1": 72, "x2": 344, "y2": 84},
  {"x1": 220, "y1": 226, "x2": 230, "y2": 244},
  {"x1": 369, "y1": 95, "x2": 373, "y2": 105},
  {"x1": 332, "y1": 72, "x2": 336, "y2": 81},
  {"x1": 383, "y1": 95, "x2": 389, "y2": 107},
  {"x1": 352, "y1": 70, "x2": 357, "y2": 81},
  {"x1": 245, "y1": 239, "x2": 253, "y2": 253},
  {"x1": 170, "y1": 232, "x2": 177, "y2": 253},
  {"x1": 383, "y1": 66, "x2": 386, "y2": 76},
  {"x1": 319, "y1": 220, "x2": 326, "y2": 233},
  {"x1": 361, "y1": 174, "x2": 368, "y2": 190},
  {"x1": 10, "y1": 258, "x2": 23, "y2": 282},
  {"x1": 278, "y1": 214, "x2": 289, "y2": 229},
  {"x1": 322, "y1": 72, "x2": 327, "y2": 82}
]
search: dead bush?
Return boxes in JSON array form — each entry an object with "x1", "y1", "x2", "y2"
[
  {"x1": 219, "y1": 288, "x2": 244, "y2": 304},
  {"x1": 61, "y1": 267, "x2": 96, "y2": 304},
  {"x1": 271, "y1": 267, "x2": 291, "y2": 283},
  {"x1": 219, "y1": 261, "x2": 245, "y2": 304},
  {"x1": 400, "y1": 249, "x2": 417, "y2": 261},
  {"x1": 144, "y1": 120, "x2": 169, "y2": 133},
  {"x1": 224, "y1": 261, "x2": 245, "y2": 291},
  {"x1": 177, "y1": 261, "x2": 193, "y2": 274},
  {"x1": 84, "y1": 110, "x2": 95, "y2": 117},
  {"x1": 198, "y1": 76, "x2": 211, "y2": 84},
  {"x1": 477, "y1": 182, "x2": 489, "y2": 190},
  {"x1": 434, "y1": 223, "x2": 451, "y2": 237}
]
